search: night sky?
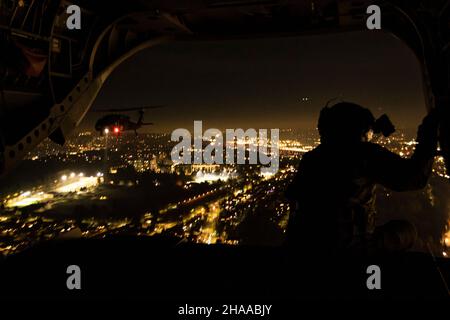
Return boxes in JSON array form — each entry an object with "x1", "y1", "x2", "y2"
[{"x1": 85, "y1": 30, "x2": 427, "y2": 133}]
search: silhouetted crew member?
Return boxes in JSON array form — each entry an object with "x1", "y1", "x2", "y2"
[{"x1": 285, "y1": 102, "x2": 439, "y2": 255}]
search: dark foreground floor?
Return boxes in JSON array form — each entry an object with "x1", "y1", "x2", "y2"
[{"x1": 0, "y1": 235, "x2": 448, "y2": 301}]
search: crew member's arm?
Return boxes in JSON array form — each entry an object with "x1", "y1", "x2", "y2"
[{"x1": 371, "y1": 110, "x2": 439, "y2": 191}]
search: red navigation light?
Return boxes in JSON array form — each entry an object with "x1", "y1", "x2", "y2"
[{"x1": 113, "y1": 126, "x2": 120, "y2": 134}]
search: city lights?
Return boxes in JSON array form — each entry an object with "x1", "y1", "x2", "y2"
[{"x1": 0, "y1": 129, "x2": 448, "y2": 259}]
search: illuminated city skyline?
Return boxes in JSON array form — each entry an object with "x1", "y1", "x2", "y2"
[{"x1": 0, "y1": 128, "x2": 448, "y2": 258}]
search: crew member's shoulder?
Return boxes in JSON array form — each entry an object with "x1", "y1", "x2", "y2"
[
  {"x1": 302, "y1": 146, "x2": 322, "y2": 160},
  {"x1": 360, "y1": 142, "x2": 390, "y2": 154}
]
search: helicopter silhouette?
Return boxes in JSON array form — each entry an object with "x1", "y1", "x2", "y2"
[{"x1": 93, "y1": 105, "x2": 164, "y2": 136}]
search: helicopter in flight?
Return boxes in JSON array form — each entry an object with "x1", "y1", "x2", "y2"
[{"x1": 93, "y1": 105, "x2": 164, "y2": 135}]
